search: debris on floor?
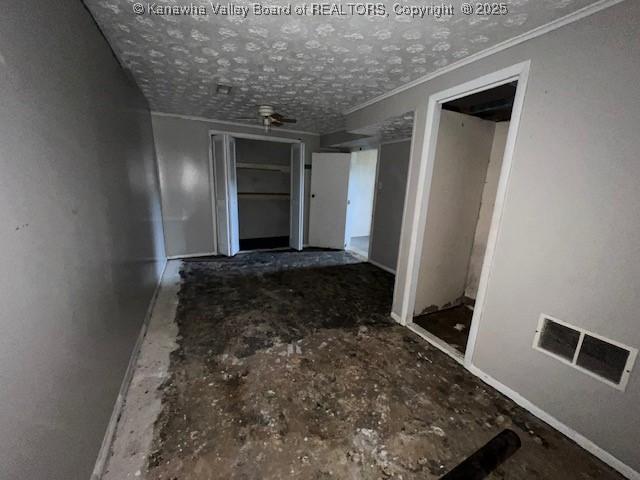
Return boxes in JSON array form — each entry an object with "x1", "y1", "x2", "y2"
[
  {"x1": 132, "y1": 251, "x2": 622, "y2": 480},
  {"x1": 414, "y1": 305, "x2": 474, "y2": 354}
]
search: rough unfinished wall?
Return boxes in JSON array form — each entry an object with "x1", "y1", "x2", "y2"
[
  {"x1": 414, "y1": 111, "x2": 494, "y2": 314},
  {"x1": 0, "y1": 2, "x2": 165, "y2": 479}
]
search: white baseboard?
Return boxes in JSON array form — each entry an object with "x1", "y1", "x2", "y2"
[
  {"x1": 368, "y1": 259, "x2": 396, "y2": 275},
  {"x1": 166, "y1": 251, "x2": 216, "y2": 260},
  {"x1": 90, "y1": 258, "x2": 169, "y2": 480},
  {"x1": 390, "y1": 311, "x2": 403, "y2": 325},
  {"x1": 467, "y1": 364, "x2": 639, "y2": 480}
]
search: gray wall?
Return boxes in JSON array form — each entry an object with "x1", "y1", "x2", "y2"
[
  {"x1": 152, "y1": 114, "x2": 320, "y2": 256},
  {"x1": 0, "y1": 3, "x2": 165, "y2": 479},
  {"x1": 369, "y1": 140, "x2": 411, "y2": 272},
  {"x1": 414, "y1": 111, "x2": 495, "y2": 314},
  {"x1": 346, "y1": 1, "x2": 640, "y2": 472}
]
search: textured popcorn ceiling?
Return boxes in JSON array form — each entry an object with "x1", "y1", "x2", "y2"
[{"x1": 86, "y1": 0, "x2": 600, "y2": 133}]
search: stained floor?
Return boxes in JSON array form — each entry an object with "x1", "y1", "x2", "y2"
[
  {"x1": 413, "y1": 305, "x2": 474, "y2": 354},
  {"x1": 145, "y1": 250, "x2": 623, "y2": 480}
]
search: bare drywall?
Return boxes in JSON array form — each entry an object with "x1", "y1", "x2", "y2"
[
  {"x1": 346, "y1": 1, "x2": 640, "y2": 472},
  {"x1": 0, "y1": 2, "x2": 165, "y2": 479},
  {"x1": 152, "y1": 114, "x2": 320, "y2": 256},
  {"x1": 465, "y1": 121, "x2": 510, "y2": 300},
  {"x1": 347, "y1": 149, "x2": 378, "y2": 239},
  {"x1": 414, "y1": 111, "x2": 495, "y2": 314},
  {"x1": 369, "y1": 140, "x2": 411, "y2": 272},
  {"x1": 236, "y1": 139, "x2": 291, "y2": 240}
]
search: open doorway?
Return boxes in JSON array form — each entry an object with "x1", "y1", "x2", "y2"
[
  {"x1": 211, "y1": 132, "x2": 304, "y2": 256},
  {"x1": 345, "y1": 149, "x2": 378, "y2": 258},
  {"x1": 235, "y1": 138, "x2": 292, "y2": 251},
  {"x1": 307, "y1": 148, "x2": 377, "y2": 257},
  {"x1": 412, "y1": 82, "x2": 516, "y2": 356}
]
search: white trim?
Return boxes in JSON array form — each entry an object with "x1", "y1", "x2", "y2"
[
  {"x1": 209, "y1": 130, "x2": 306, "y2": 255},
  {"x1": 290, "y1": 142, "x2": 305, "y2": 251},
  {"x1": 391, "y1": 61, "x2": 530, "y2": 365},
  {"x1": 207, "y1": 134, "x2": 218, "y2": 255},
  {"x1": 342, "y1": 0, "x2": 624, "y2": 115},
  {"x1": 532, "y1": 314, "x2": 638, "y2": 392},
  {"x1": 151, "y1": 110, "x2": 320, "y2": 136},
  {"x1": 390, "y1": 113, "x2": 419, "y2": 327},
  {"x1": 467, "y1": 364, "x2": 640, "y2": 480},
  {"x1": 366, "y1": 147, "x2": 381, "y2": 261},
  {"x1": 407, "y1": 322, "x2": 465, "y2": 366},
  {"x1": 463, "y1": 62, "x2": 530, "y2": 367},
  {"x1": 386, "y1": 59, "x2": 639, "y2": 479},
  {"x1": 213, "y1": 134, "x2": 236, "y2": 256},
  {"x1": 368, "y1": 259, "x2": 396, "y2": 275},
  {"x1": 209, "y1": 129, "x2": 302, "y2": 144},
  {"x1": 167, "y1": 251, "x2": 216, "y2": 260},
  {"x1": 90, "y1": 258, "x2": 168, "y2": 480}
]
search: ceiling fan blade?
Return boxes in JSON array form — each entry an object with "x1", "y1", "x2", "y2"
[
  {"x1": 271, "y1": 113, "x2": 297, "y2": 123},
  {"x1": 271, "y1": 119, "x2": 284, "y2": 127},
  {"x1": 235, "y1": 117, "x2": 258, "y2": 121}
]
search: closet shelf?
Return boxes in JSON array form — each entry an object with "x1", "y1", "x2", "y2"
[
  {"x1": 236, "y1": 162, "x2": 290, "y2": 173},
  {"x1": 237, "y1": 192, "x2": 290, "y2": 200}
]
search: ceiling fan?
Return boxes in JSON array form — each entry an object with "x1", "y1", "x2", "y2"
[{"x1": 237, "y1": 105, "x2": 297, "y2": 133}]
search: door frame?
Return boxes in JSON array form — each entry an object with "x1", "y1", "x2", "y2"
[
  {"x1": 345, "y1": 148, "x2": 379, "y2": 259},
  {"x1": 289, "y1": 142, "x2": 305, "y2": 250},
  {"x1": 368, "y1": 132, "x2": 416, "y2": 273},
  {"x1": 392, "y1": 60, "x2": 531, "y2": 368},
  {"x1": 208, "y1": 130, "x2": 303, "y2": 254},
  {"x1": 211, "y1": 134, "x2": 239, "y2": 256},
  {"x1": 364, "y1": 148, "x2": 381, "y2": 260}
]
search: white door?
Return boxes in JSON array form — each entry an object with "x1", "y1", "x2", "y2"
[
  {"x1": 308, "y1": 153, "x2": 352, "y2": 249},
  {"x1": 212, "y1": 134, "x2": 239, "y2": 256},
  {"x1": 289, "y1": 143, "x2": 305, "y2": 251}
]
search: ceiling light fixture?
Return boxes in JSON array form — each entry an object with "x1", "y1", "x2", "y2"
[{"x1": 215, "y1": 84, "x2": 232, "y2": 95}]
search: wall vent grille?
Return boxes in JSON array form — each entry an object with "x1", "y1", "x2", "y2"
[{"x1": 533, "y1": 315, "x2": 638, "y2": 391}]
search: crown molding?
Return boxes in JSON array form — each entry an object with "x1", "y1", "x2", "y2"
[
  {"x1": 150, "y1": 111, "x2": 321, "y2": 136},
  {"x1": 342, "y1": 0, "x2": 625, "y2": 115}
]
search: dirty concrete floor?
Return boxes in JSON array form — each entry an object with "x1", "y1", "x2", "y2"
[
  {"x1": 145, "y1": 250, "x2": 623, "y2": 480},
  {"x1": 413, "y1": 305, "x2": 473, "y2": 354}
]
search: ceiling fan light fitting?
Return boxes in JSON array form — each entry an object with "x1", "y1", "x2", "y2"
[{"x1": 216, "y1": 84, "x2": 232, "y2": 95}]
